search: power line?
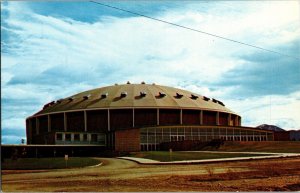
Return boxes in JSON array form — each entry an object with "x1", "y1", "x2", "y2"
[{"x1": 90, "y1": 1, "x2": 299, "y2": 60}]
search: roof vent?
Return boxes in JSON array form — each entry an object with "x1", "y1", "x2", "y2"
[
  {"x1": 159, "y1": 92, "x2": 166, "y2": 97},
  {"x1": 212, "y1": 98, "x2": 218, "y2": 103},
  {"x1": 218, "y1": 101, "x2": 225, "y2": 106},
  {"x1": 141, "y1": 81, "x2": 145, "y2": 84},
  {"x1": 68, "y1": 97, "x2": 76, "y2": 101},
  {"x1": 191, "y1": 94, "x2": 199, "y2": 100},
  {"x1": 127, "y1": 81, "x2": 131, "y2": 84},
  {"x1": 203, "y1": 96, "x2": 210, "y2": 101},
  {"x1": 140, "y1": 91, "x2": 147, "y2": 97},
  {"x1": 43, "y1": 101, "x2": 55, "y2": 109},
  {"x1": 101, "y1": 93, "x2": 108, "y2": 98},
  {"x1": 56, "y1": 99, "x2": 63, "y2": 104},
  {"x1": 115, "y1": 83, "x2": 118, "y2": 86},
  {"x1": 120, "y1": 91, "x2": 127, "y2": 98},
  {"x1": 176, "y1": 93, "x2": 183, "y2": 98},
  {"x1": 83, "y1": 94, "x2": 91, "y2": 100}
]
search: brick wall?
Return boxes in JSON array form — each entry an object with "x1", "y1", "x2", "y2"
[
  {"x1": 274, "y1": 131, "x2": 290, "y2": 141},
  {"x1": 115, "y1": 128, "x2": 140, "y2": 152}
]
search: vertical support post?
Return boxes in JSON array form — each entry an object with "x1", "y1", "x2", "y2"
[
  {"x1": 132, "y1": 108, "x2": 135, "y2": 127},
  {"x1": 154, "y1": 128, "x2": 156, "y2": 151},
  {"x1": 64, "y1": 112, "x2": 67, "y2": 131},
  {"x1": 200, "y1": 110, "x2": 203, "y2": 125},
  {"x1": 259, "y1": 133, "x2": 262, "y2": 141},
  {"x1": 146, "y1": 128, "x2": 149, "y2": 151},
  {"x1": 228, "y1": 114, "x2": 231, "y2": 126},
  {"x1": 157, "y1": 109, "x2": 160, "y2": 125},
  {"x1": 216, "y1": 112, "x2": 219, "y2": 125},
  {"x1": 226, "y1": 128, "x2": 228, "y2": 141},
  {"x1": 48, "y1": 114, "x2": 51, "y2": 132},
  {"x1": 180, "y1": 109, "x2": 183, "y2": 125},
  {"x1": 107, "y1": 109, "x2": 110, "y2": 131},
  {"x1": 84, "y1": 110, "x2": 87, "y2": 132}
]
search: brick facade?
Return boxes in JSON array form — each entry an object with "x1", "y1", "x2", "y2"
[{"x1": 115, "y1": 128, "x2": 140, "y2": 152}]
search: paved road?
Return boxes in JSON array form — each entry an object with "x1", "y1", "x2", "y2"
[{"x1": 2, "y1": 157, "x2": 238, "y2": 190}]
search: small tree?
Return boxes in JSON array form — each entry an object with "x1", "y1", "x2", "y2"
[{"x1": 21, "y1": 138, "x2": 25, "y2": 144}]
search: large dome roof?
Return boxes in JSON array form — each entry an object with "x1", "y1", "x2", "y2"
[{"x1": 37, "y1": 83, "x2": 236, "y2": 115}]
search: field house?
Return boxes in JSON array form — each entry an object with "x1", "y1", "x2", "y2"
[{"x1": 23, "y1": 82, "x2": 273, "y2": 154}]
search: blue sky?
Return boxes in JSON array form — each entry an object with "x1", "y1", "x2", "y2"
[{"x1": 1, "y1": 1, "x2": 300, "y2": 144}]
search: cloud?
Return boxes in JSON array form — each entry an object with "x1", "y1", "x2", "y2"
[
  {"x1": 213, "y1": 40, "x2": 300, "y2": 98},
  {"x1": 225, "y1": 91, "x2": 300, "y2": 129},
  {"x1": 1, "y1": 1, "x2": 300, "y2": 144}
]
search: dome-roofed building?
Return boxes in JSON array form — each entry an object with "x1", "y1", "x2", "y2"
[{"x1": 26, "y1": 82, "x2": 273, "y2": 152}]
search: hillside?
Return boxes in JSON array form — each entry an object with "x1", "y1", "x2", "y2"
[{"x1": 256, "y1": 124, "x2": 285, "y2": 132}]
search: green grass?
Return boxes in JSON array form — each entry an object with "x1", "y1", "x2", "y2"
[
  {"x1": 218, "y1": 141, "x2": 300, "y2": 153},
  {"x1": 129, "y1": 151, "x2": 269, "y2": 162},
  {"x1": 1, "y1": 157, "x2": 101, "y2": 170}
]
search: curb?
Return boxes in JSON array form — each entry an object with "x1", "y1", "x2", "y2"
[{"x1": 118, "y1": 154, "x2": 300, "y2": 165}]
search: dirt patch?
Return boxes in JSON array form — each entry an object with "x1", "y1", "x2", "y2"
[{"x1": 2, "y1": 157, "x2": 300, "y2": 192}]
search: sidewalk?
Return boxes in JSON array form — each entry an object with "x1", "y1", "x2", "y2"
[{"x1": 118, "y1": 152, "x2": 300, "y2": 165}]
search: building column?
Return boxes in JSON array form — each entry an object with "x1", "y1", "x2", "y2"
[
  {"x1": 157, "y1": 109, "x2": 160, "y2": 125},
  {"x1": 84, "y1": 111, "x2": 87, "y2": 132},
  {"x1": 216, "y1": 112, "x2": 220, "y2": 125},
  {"x1": 228, "y1": 114, "x2": 231, "y2": 126},
  {"x1": 259, "y1": 133, "x2": 262, "y2": 141},
  {"x1": 107, "y1": 109, "x2": 110, "y2": 131},
  {"x1": 200, "y1": 110, "x2": 203, "y2": 125},
  {"x1": 132, "y1": 108, "x2": 135, "y2": 127},
  {"x1": 64, "y1": 112, "x2": 67, "y2": 131},
  {"x1": 180, "y1": 109, "x2": 183, "y2": 125},
  {"x1": 235, "y1": 116, "x2": 238, "y2": 126}
]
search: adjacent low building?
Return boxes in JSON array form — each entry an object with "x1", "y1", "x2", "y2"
[{"x1": 26, "y1": 82, "x2": 274, "y2": 152}]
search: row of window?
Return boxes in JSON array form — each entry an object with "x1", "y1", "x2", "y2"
[
  {"x1": 140, "y1": 127, "x2": 273, "y2": 145},
  {"x1": 141, "y1": 135, "x2": 268, "y2": 151},
  {"x1": 55, "y1": 133, "x2": 106, "y2": 144}
]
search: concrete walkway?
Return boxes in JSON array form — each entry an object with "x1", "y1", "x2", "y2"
[{"x1": 118, "y1": 151, "x2": 300, "y2": 165}]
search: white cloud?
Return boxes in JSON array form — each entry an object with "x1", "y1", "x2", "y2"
[{"x1": 226, "y1": 91, "x2": 300, "y2": 129}]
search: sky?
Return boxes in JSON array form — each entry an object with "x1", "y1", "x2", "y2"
[{"x1": 1, "y1": 1, "x2": 300, "y2": 144}]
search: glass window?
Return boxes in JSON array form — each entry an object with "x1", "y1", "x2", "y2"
[
  {"x1": 83, "y1": 134, "x2": 88, "y2": 141},
  {"x1": 170, "y1": 128, "x2": 177, "y2": 135},
  {"x1": 91, "y1": 134, "x2": 97, "y2": 142},
  {"x1": 74, "y1": 134, "x2": 80, "y2": 141},
  {"x1": 98, "y1": 134, "x2": 106, "y2": 144},
  {"x1": 65, "y1": 134, "x2": 71, "y2": 141},
  {"x1": 141, "y1": 135, "x2": 147, "y2": 143},
  {"x1": 178, "y1": 128, "x2": 184, "y2": 135},
  {"x1": 56, "y1": 133, "x2": 63, "y2": 141}
]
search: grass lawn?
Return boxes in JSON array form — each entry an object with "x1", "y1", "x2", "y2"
[
  {"x1": 218, "y1": 141, "x2": 300, "y2": 153},
  {"x1": 2, "y1": 157, "x2": 101, "y2": 170},
  {"x1": 129, "y1": 151, "x2": 270, "y2": 162}
]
